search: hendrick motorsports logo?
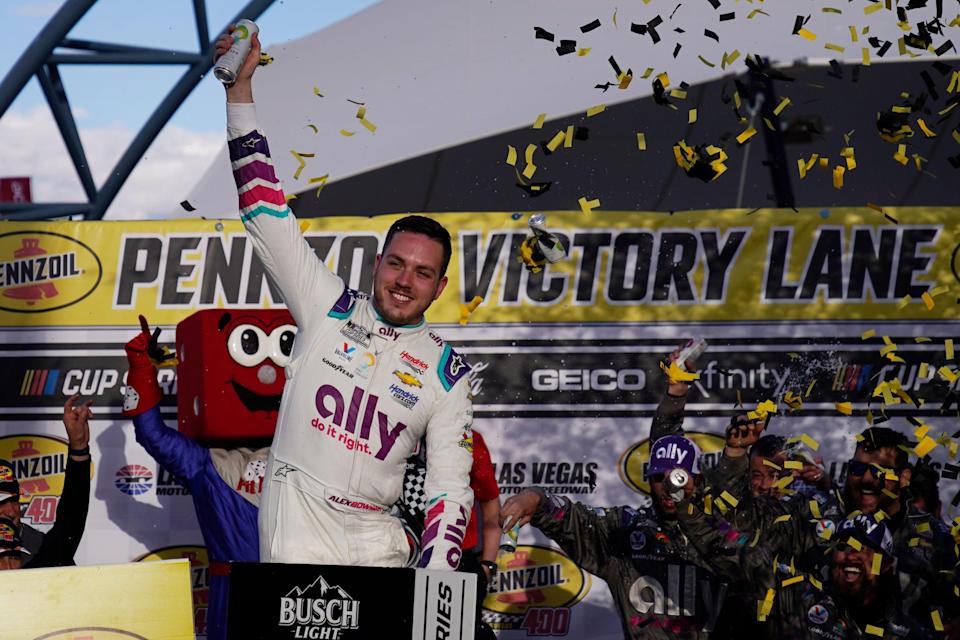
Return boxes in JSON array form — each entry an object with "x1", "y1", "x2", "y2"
[
  {"x1": 0, "y1": 435, "x2": 84, "y2": 526},
  {"x1": 618, "y1": 432, "x2": 725, "y2": 496},
  {"x1": 484, "y1": 545, "x2": 590, "y2": 633},
  {"x1": 137, "y1": 546, "x2": 210, "y2": 639},
  {"x1": 0, "y1": 231, "x2": 102, "y2": 313},
  {"x1": 279, "y1": 574, "x2": 360, "y2": 638},
  {"x1": 115, "y1": 464, "x2": 154, "y2": 496}
]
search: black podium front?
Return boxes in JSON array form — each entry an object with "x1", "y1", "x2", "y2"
[{"x1": 225, "y1": 562, "x2": 477, "y2": 639}]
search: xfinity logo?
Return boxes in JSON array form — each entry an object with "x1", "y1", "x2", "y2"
[
  {"x1": 532, "y1": 368, "x2": 646, "y2": 391},
  {"x1": 279, "y1": 574, "x2": 359, "y2": 638}
]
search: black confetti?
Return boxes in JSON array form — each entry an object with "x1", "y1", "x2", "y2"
[
  {"x1": 948, "y1": 153, "x2": 960, "y2": 169},
  {"x1": 791, "y1": 15, "x2": 810, "y2": 36},
  {"x1": 935, "y1": 40, "x2": 955, "y2": 56},
  {"x1": 595, "y1": 82, "x2": 615, "y2": 92},
  {"x1": 673, "y1": 43, "x2": 682, "y2": 58},
  {"x1": 921, "y1": 70, "x2": 939, "y2": 101},
  {"x1": 827, "y1": 60, "x2": 843, "y2": 80},
  {"x1": 556, "y1": 39, "x2": 577, "y2": 56},
  {"x1": 630, "y1": 23, "x2": 647, "y2": 35},
  {"x1": 877, "y1": 40, "x2": 892, "y2": 57},
  {"x1": 534, "y1": 27, "x2": 555, "y2": 41},
  {"x1": 574, "y1": 126, "x2": 590, "y2": 141},
  {"x1": 179, "y1": 200, "x2": 196, "y2": 212},
  {"x1": 670, "y1": 3, "x2": 683, "y2": 19},
  {"x1": 516, "y1": 182, "x2": 552, "y2": 197},
  {"x1": 706, "y1": 0, "x2": 720, "y2": 8},
  {"x1": 580, "y1": 19, "x2": 601, "y2": 33},
  {"x1": 704, "y1": 29, "x2": 719, "y2": 42},
  {"x1": 942, "y1": 463, "x2": 960, "y2": 480},
  {"x1": 609, "y1": 56, "x2": 623, "y2": 77},
  {"x1": 720, "y1": 12, "x2": 735, "y2": 21}
]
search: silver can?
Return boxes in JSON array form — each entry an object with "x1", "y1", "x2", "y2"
[
  {"x1": 214, "y1": 20, "x2": 259, "y2": 84},
  {"x1": 675, "y1": 336, "x2": 707, "y2": 372},
  {"x1": 665, "y1": 468, "x2": 690, "y2": 501}
]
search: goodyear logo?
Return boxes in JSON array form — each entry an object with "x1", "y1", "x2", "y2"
[
  {"x1": 33, "y1": 630, "x2": 146, "y2": 640},
  {"x1": 618, "y1": 431, "x2": 725, "y2": 495},
  {"x1": 0, "y1": 231, "x2": 102, "y2": 313},
  {"x1": 484, "y1": 544, "x2": 590, "y2": 630},
  {"x1": 138, "y1": 545, "x2": 210, "y2": 639}
]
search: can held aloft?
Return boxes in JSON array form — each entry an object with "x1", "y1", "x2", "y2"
[
  {"x1": 665, "y1": 468, "x2": 690, "y2": 502},
  {"x1": 675, "y1": 336, "x2": 707, "y2": 372},
  {"x1": 214, "y1": 20, "x2": 259, "y2": 84}
]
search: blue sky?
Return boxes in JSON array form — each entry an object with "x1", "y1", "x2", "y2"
[
  {"x1": 1, "y1": 0, "x2": 379, "y2": 133},
  {"x1": 0, "y1": 0, "x2": 378, "y2": 217}
]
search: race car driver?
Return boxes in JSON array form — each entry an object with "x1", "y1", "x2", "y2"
[
  {"x1": 215, "y1": 28, "x2": 473, "y2": 569},
  {"x1": 500, "y1": 433, "x2": 734, "y2": 639}
]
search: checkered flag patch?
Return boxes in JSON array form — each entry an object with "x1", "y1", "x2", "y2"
[{"x1": 401, "y1": 460, "x2": 427, "y2": 519}]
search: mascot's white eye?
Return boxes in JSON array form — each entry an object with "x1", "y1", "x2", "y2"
[
  {"x1": 227, "y1": 324, "x2": 270, "y2": 367},
  {"x1": 269, "y1": 324, "x2": 298, "y2": 367}
]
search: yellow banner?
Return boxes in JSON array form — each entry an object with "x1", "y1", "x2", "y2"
[
  {"x1": 0, "y1": 559, "x2": 194, "y2": 639},
  {"x1": 0, "y1": 207, "x2": 955, "y2": 327}
]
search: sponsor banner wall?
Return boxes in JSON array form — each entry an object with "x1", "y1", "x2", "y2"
[{"x1": 0, "y1": 210, "x2": 958, "y2": 639}]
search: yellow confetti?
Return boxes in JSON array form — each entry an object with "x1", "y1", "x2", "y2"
[
  {"x1": 659, "y1": 360, "x2": 700, "y2": 383},
  {"x1": 805, "y1": 379, "x2": 817, "y2": 397},
  {"x1": 748, "y1": 9, "x2": 770, "y2": 19},
  {"x1": 836, "y1": 402, "x2": 853, "y2": 415},
  {"x1": 305, "y1": 123, "x2": 318, "y2": 134},
  {"x1": 939, "y1": 366, "x2": 958, "y2": 383},
  {"x1": 931, "y1": 610, "x2": 945, "y2": 632},
  {"x1": 308, "y1": 174, "x2": 329, "y2": 197},
  {"x1": 810, "y1": 577, "x2": 823, "y2": 590},
  {"x1": 809, "y1": 500, "x2": 822, "y2": 519},
  {"x1": 459, "y1": 295, "x2": 484, "y2": 326},
  {"x1": 586, "y1": 104, "x2": 606, "y2": 117},
  {"x1": 721, "y1": 50, "x2": 740, "y2": 69},
  {"x1": 949, "y1": 71, "x2": 960, "y2": 93},
  {"x1": 864, "y1": 625, "x2": 884, "y2": 637},
  {"x1": 833, "y1": 165, "x2": 845, "y2": 189},
  {"x1": 339, "y1": 129, "x2": 356, "y2": 137},
  {"x1": 720, "y1": 491, "x2": 739, "y2": 508},
  {"x1": 774, "y1": 514, "x2": 792, "y2": 524},
  {"x1": 921, "y1": 291, "x2": 935, "y2": 310},
  {"x1": 546, "y1": 130, "x2": 566, "y2": 153},
  {"x1": 523, "y1": 144, "x2": 538, "y2": 180},
  {"x1": 870, "y1": 553, "x2": 883, "y2": 575},
  {"x1": 737, "y1": 126, "x2": 758, "y2": 144},
  {"x1": 506, "y1": 145, "x2": 517, "y2": 166},
  {"x1": 579, "y1": 196, "x2": 601, "y2": 214},
  {"x1": 862, "y1": 47, "x2": 871, "y2": 65},
  {"x1": 762, "y1": 459, "x2": 783, "y2": 470},
  {"x1": 849, "y1": 25, "x2": 859, "y2": 42},
  {"x1": 917, "y1": 119, "x2": 937, "y2": 138},
  {"x1": 697, "y1": 55, "x2": 716, "y2": 68},
  {"x1": 825, "y1": 42, "x2": 845, "y2": 53},
  {"x1": 915, "y1": 436, "x2": 938, "y2": 457},
  {"x1": 784, "y1": 460, "x2": 804, "y2": 470},
  {"x1": 284, "y1": 193, "x2": 297, "y2": 203},
  {"x1": 577, "y1": 47, "x2": 591, "y2": 56},
  {"x1": 313, "y1": 86, "x2": 324, "y2": 97},
  {"x1": 861, "y1": 329, "x2": 876, "y2": 340},
  {"x1": 564, "y1": 125, "x2": 574, "y2": 149},
  {"x1": 864, "y1": 2, "x2": 883, "y2": 13},
  {"x1": 797, "y1": 28, "x2": 817, "y2": 41},
  {"x1": 893, "y1": 144, "x2": 909, "y2": 165},
  {"x1": 848, "y1": 537, "x2": 863, "y2": 551},
  {"x1": 773, "y1": 97, "x2": 791, "y2": 116},
  {"x1": 919, "y1": 362, "x2": 929, "y2": 379},
  {"x1": 290, "y1": 150, "x2": 315, "y2": 180},
  {"x1": 533, "y1": 113, "x2": 547, "y2": 129},
  {"x1": 637, "y1": 133, "x2": 647, "y2": 151},
  {"x1": 947, "y1": 339, "x2": 955, "y2": 360},
  {"x1": 688, "y1": 108, "x2": 698, "y2": 124},
  {"x1": 782, "y1": 575, "x2": 805, "y2": 587}
]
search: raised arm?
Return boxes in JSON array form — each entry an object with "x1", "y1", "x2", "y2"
[
  {"x1": 217, "y1": 28, "x2": 345, "y2": 328},
  {"x1": 650, "y1": 344, "x2": 698, "y2": 442}
]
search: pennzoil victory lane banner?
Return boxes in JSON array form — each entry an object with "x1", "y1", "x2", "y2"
[{"x1": 0, "y1": 208, "x2": 958, "y2": 639}]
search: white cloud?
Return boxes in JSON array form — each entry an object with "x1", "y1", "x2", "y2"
[
  {"x1": 9, "y1": 1, "x2": 65, "y2": 19},
  {"x1": 0, "y1": 105, "x2": 223, "y2": 220}
]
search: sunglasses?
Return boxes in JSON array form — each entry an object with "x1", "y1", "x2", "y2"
[{"x1": 846, "y1": 460, "x2": 893, "y2": 478}]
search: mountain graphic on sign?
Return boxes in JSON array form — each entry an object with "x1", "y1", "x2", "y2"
[{"x1": 286, "y1": 574, "x2": 354, "y2": 601}]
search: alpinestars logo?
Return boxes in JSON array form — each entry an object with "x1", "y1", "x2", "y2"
[{"x1": 279, "y1": 574, "x2": 360, "y2": 638}]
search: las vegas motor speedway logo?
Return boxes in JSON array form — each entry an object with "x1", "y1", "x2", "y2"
[{"x1": 279, "y1": 573, "x2": 360, "y2": 638}]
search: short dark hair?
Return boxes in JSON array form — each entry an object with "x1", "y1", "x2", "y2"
[
  {"x1": 382, "y1": 215, "x2": 452, "y2": 278},
  {"x1": 908, "y1": 460, "x2": 940, "y2": 513},
  {"x1": 856, "y1": 427, "x2": 911, "y2": 470},
  {"x1": 750, "y1": 434, "x2": 787, "y2": 460}
]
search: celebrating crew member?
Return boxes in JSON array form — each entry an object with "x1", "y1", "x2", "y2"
[
  {"x1": 500, "y1": 431, "x2": 733, "y2": 639},
  {"x1": 215, "y1": 28, "x2": 473, "y2": 569},
  {"x1": 122, "y1": 316, "x2": 264, "y2": 640},
  {"x1": 0, "y1": 395, "x2": 92, "y2": 569}
]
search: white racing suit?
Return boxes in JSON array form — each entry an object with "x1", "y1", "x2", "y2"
[{"x1": 227, "y1": 102, "x2": 474, "y2": 570}]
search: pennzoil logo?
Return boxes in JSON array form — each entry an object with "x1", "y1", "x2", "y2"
[
  {"x1": 0, "y1": 435, "x2": 82, "y2": 526},
  {"x1": 138, "y1": 546, "x2": 210, "y2": 639},
  {"x1": 484, "y1": 545, "x2": 590, "y2": 632},
  {"x1": 34, "y1": 630, "x2": 147, "y2": 640},
  {"x1": 618, "y1": 431, "x2": 724, "y2": 496},
  {"x1": 0, "y1": 231, "x2": 102, "y2": 313}
]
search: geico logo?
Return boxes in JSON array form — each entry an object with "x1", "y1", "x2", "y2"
[{"x1": 531, "y1": 368, "x2": 645, "y2": 391}]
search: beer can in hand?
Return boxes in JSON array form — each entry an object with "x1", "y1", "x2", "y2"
[
  {"x1": 214, "y1": 20, "x2": 259, "y2": 84},
  {"x1": 675, "y1": 336, "x2": 707, "y2": 372}
]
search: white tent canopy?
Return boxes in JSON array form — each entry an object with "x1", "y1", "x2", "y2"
[{"x1": 186, "y1": 0, "x2": 946, "y2": 217}]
